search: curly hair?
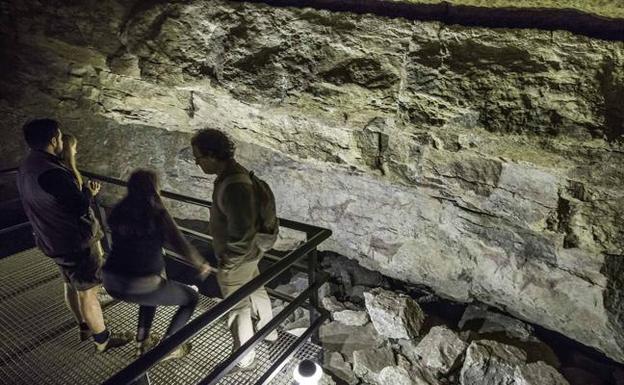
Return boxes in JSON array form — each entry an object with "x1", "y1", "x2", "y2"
[{"x1": 191, "y1": 128, "x2": 236, "y2": 160}]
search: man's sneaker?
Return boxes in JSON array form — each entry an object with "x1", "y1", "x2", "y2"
[
  {"x1": 95, "y1": 331, "x2": 133, "y2": 353},
  {"x1": 160, "y1": 342, "x2": 192, "y2": 362},
  {"x1": 135, "y1": 334, "x2": 162, "y2": 357}
]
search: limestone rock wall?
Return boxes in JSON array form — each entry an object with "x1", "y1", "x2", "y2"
[{"x1": 1, "y1": 0, "x2": 623, "y2": 362}]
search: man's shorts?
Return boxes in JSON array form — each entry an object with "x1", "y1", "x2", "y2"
[{"x1": 52, "y1": 242, "x2": 104, "y2": 291}]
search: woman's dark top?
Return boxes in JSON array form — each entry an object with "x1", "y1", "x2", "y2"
[{"x1": 103, "y1": 199, "x2": 166, "y2": 277}]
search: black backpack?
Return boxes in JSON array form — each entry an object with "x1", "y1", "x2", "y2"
[
  {"x1": 217, "y1": 171, "x2": 279, "y2": 253},
  {"x1": 249, "y1": 171, "x2": 279, "y2": 252}
]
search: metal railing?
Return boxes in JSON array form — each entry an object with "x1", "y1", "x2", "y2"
[{"x1": 0, "y1": 166, "x2": 332, "y2": 385}]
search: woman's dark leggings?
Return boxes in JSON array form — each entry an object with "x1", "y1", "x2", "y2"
[{"x1": 111, "y1": 279, "x2": 199, "y2": 342}]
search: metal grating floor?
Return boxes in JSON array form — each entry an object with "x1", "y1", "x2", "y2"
[{"x1": 0, "y1": 248, "x2": 321, "y2": 385}]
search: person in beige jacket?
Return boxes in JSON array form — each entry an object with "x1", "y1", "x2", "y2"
[{"x1": 191, "y1": 128, "x2": 277, "y2": 372}]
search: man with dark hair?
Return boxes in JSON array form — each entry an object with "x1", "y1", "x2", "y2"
[
  {"x1": 17, "y1": 118, "x2": 131, "y2": 352},
  {"x1": 191, "y1": 128, "x2": 277, "y2": 372}
]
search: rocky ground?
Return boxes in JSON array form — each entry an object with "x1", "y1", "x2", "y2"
[{"x1": 273, "y1": 252, "x2": 624, "y2": 385}]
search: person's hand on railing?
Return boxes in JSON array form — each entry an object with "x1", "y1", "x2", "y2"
[
  {"x1": 87, "y1": 180, "x2": 101, "y2": 196},
  {"x1": 197, "y1": 262, "x2": 217, "y2": 280}
]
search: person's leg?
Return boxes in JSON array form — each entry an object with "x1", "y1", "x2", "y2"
[
  {"x1": 122, "y1": 279, "x2": 199, "y2": 359},
  {"x1": 64, "y1": 283, "x2": 84, "y2": 323},
  {"x1": 248, "y1": 265, "x2": 277, "y2": 342},
  {"x1": 155, "y1": 281, "x2": 198, "y2": 337},
  {"x1": 217, "y1": 261, "x2": 258, "y2": 367},
  {"x1": 70, "y1": 247, "x2": 130, "y2": 352},
  {"x1": 137, "y1": 306, "x2": 157, "y2": 342},
  {"x1": 135, "y1": 305, "x2": 157, "y2": 356},
  {"x1": 78, "y1": 286, "x2": 106, "y2": 333},
  {"x1": 64, "y1": 283, "x2": 92, "y2": 341}
]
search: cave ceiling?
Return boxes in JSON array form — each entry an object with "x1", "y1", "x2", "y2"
[{"x1": 392, "y1": 0, "x2": 624, "y2": 19}]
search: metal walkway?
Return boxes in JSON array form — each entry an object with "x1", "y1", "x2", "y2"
[{"x1": 0, "y1": 248, "x2": 321, "y2": 385}]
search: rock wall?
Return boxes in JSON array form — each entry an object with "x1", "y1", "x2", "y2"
[{"x1": 1, "y1": 0, "x2": 623, "y2": 362}]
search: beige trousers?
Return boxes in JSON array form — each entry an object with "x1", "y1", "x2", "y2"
[{"x1": 217, "y1": 259, "x2": 276, "y2": 366}]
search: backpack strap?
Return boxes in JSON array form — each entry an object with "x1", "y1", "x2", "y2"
[{"x1": 215, "y1": 172, "x2": 253, "y2": 212}]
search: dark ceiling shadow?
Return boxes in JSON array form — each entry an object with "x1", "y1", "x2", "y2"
[{"x1": 243, "y1": 0, "x2": 624, "y2": 42}]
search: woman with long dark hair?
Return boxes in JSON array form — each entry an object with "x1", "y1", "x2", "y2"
[{"x1": 103, "y1": 169, "x2": 214, "y2": 358}]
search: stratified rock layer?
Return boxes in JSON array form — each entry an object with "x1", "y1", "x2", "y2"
[{"x1": 1, "y1": 0, "x2": 623, "y2": 362}]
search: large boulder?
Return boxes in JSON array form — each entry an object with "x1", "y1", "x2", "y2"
[
  {"x1": 319, "y1": 321, "x2": 386, "y2": 357},
  {"x1": 364, "y1": 288, "x2": 425, "y2": 339},
  {"x1": 460, "y1": 340, "x2": 527, "y2": 384},
  {"x1": 333, "y1": 309, "x2": 369, "y2": 326},
  {"x1": 353, "y1": 346, "x2": 396, "y2": 384},
  {"x1": 460, "y1": 340, "x2": 568, "y2": 385},
  {"x1": 412, "y1": 326, "x2": 468, "y2": 375},
  {"x1": 459, "y1": 304, "x2": 535, "y2": 341},
  {"x1": 324, "y1": 352, "x2": 358, "y2": 385},
  {"x1": 515, "y1": 362, "x2": 570, "y2": 385},
  {"x1": 378, "y1": 366, "x2": 415, "y2": 385}
]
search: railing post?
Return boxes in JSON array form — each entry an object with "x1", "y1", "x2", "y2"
[{"x1": 307, "y1": 231, "x2": 320, "y2": 345}]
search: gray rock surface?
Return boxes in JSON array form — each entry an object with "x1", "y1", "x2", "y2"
[
  {"x1": 1, "y1": 0, "x2": 624, "y2": 363},
  {"x1": 325, "y1": 352, "x2": 358, "y2": 385},
  {"x1": 515, "y1": 362, "x2": 570, "y2": 385},
  {"x1": 460, "y1": 340, "x2": 567, "y2": 385},
  {"x1": 459, "y1": 304, "x2": 535, "y2": 341},
  {"x1": 460, "y1": 340, "x2": 527, "y2": 385},
  {"x1": 413, "y1": 326, "x2": 467, "y2": 375},
  {"x1": 378, "y1": 366, "x2": 415, "y2": 385},
  {"x1": 364, "y1": 288, "x2": 425, "y2": 339},
  {"x1": 322, "y1": 296, "x2": 347, "y2": 312},
  {"x1": 320, "y1": 321, "x2": 386, "y2": 357},
  {"x1": 353, "y1": 346, "x2": 396, "y2": 384},
  {"x1": 333, "y1": 310, "x2": 369, "y2": 326}
]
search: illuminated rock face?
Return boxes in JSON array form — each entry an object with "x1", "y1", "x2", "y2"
[{"x1": 1, "y1": 0, "x2": 623, "y2": 362}]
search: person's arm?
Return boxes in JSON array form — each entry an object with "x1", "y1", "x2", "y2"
[
  {"x1": 38, "y1": 168, "x2": 92, "y2": 216},
  {"x1": 220, "y1": 182, "x2": 258, "y2": 261},
  {"x1": 162, "y1": 208, "x2": 214, "y2": 275}
]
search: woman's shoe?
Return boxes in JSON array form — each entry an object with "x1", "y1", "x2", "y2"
[
  {"x1": 94, "y1": 331, "x2": 133, "y2": 353},
  {"x1": 135, "y1": 334, "x2": 161, "y2": 357},
  {"x1": 160, "y1": 342, "x2": 192, "y2": 362}
]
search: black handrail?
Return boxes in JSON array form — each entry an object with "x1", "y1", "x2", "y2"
[
  {"x1": 1, "y1": 166, "x2": 327, "y2": 235},
  {"x1": 0, "y1": 167, "x2": 17, "y2": 175},
  {"x1": 80, "y1": 170, "x2": 326, "y2": 234},
  {"x1": 0, "y1": 221, "x2": 30, "y2": 236},
  {"x1": 103, "y1": 228, "x2": 331, "y2": 385},
  {"x1": 1, "y1": 166, "x2": 332, "y2": 383},
  {"x1": 199, "y1": 274, "x2": 329, "y2": 385}
]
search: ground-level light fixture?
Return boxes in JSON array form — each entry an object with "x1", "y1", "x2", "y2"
[{"x1": 293, "y1": 359, "x2": 323, "y2": 384}]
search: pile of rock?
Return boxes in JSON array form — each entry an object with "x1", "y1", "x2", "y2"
[
  {"x1": 318, "y1": 288, "x2": 569, "y2": 385},
  {"x1": 271, "y1": 256, "x2": 623, "y2": 384}
]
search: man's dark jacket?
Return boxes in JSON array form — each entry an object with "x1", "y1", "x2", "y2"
[{"x1": 17, "y1": 150, "x2": 98, "y2": 256}]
